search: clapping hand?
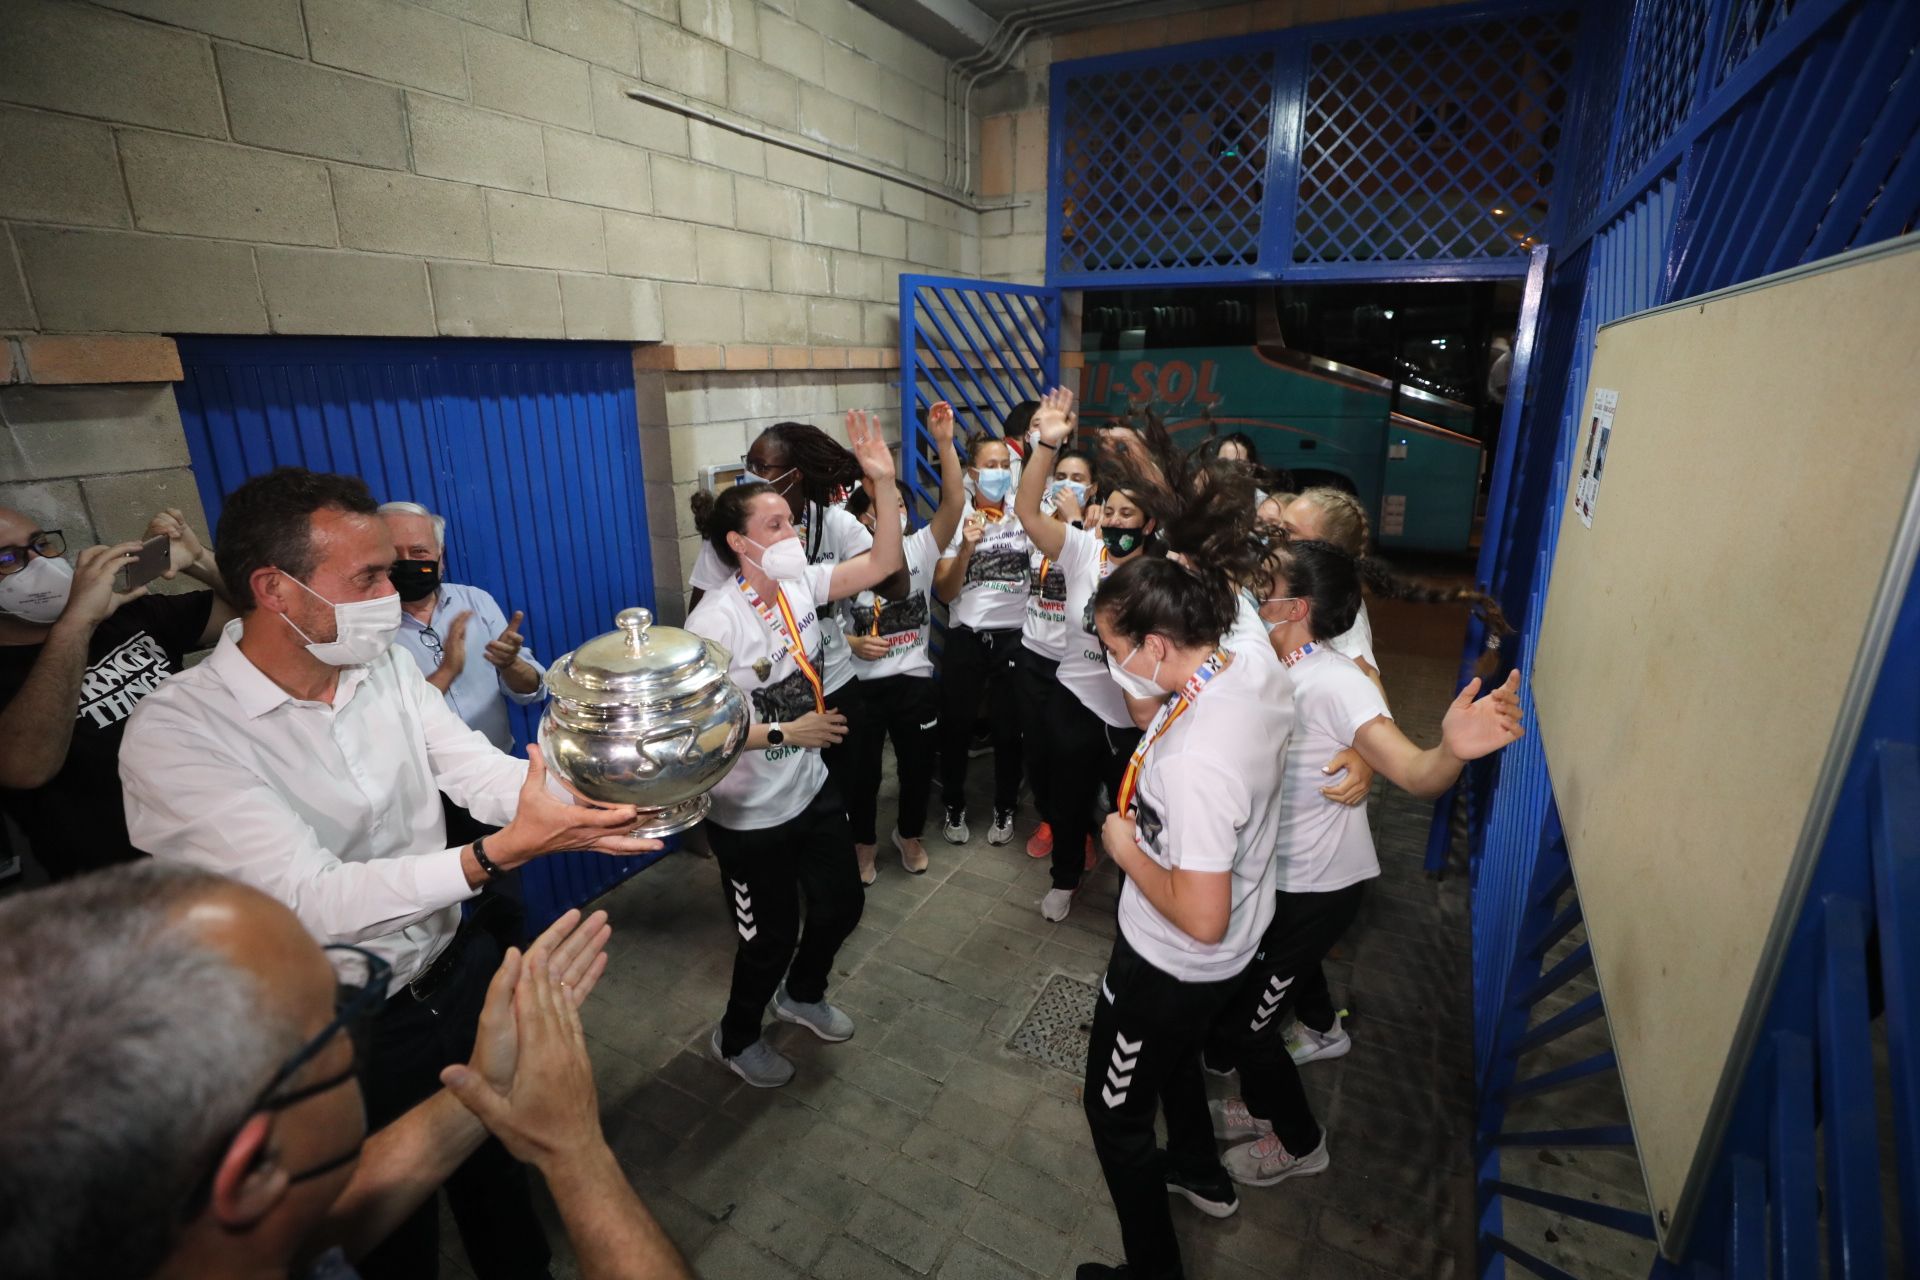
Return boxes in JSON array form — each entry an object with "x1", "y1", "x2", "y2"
[
  {"x1": 1440, "y1": 670, "x2": 1526, "y2": 762},
  {"x1": 846, "y1": 410, "x2": 896, "y2": 483},
  {"x1": 465, "y1": 907, "x2": 612, "y2": 1094},
  {"x1": 485, "y1": 611, "x2": 526, "y2": 670}
]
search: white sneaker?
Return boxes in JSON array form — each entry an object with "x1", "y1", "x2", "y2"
[
  {"x1": 943, "y1": 807, "x2": 969, "y2": 844},
  {"x1": 772, "y1": 984, "x2": 855, "y2": 1042},
  {"x1": 987, "y1": 808, "x2": 1015, "y2": 845},
  {"x1": 1222, "y1": 1130, "x2": 1330, "y2": 1186},
  {"x1": 1208, "y1": 1096, "x2": 1274, "y2": 1142},
  {"x1": 1040, "y1": 887, "x2": 1073, "y2": 922},
  {"x1": 1285, "y1": 1015, "x2": 1351, "y2": 1065}
]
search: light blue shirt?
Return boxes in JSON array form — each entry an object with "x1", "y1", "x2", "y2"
[{"x1": 392, "y1": 582, "x2": 545, "y2": 752}]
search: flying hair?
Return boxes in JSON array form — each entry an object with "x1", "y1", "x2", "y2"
[{"x1": 1094, "y1": 555, "x2": 1237, "y2": 651}]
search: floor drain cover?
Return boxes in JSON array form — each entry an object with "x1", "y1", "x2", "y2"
[{"x1": 1008, "y1": 973, "x2": 1098, "y2": 1075}]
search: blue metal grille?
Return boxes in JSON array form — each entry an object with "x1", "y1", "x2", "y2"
[
  {"x1": 172, "y1": 337, "x2": 667, "y2": 935},
  {"x1": 1611, "y1": 0, "x2": 1712, "y2": 191},
  {"x1": 1554, "y1": 0, "x2": 1632, "y2": 239},
  {"x1": 1292, "y1": 13, "x2": 1577, "y2": 265},
  {"x1": 897, "y1": 275, "x2": 1059, "y2": 511},
  {"x1": 1054, "y1": 50, "x2": 1275, "y2": 278},
  {"x1": 1716, "y1": 0, "x2": 1797, "y2": 81}
]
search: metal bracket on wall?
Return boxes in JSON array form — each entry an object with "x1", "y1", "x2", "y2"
[{"x1": 624, "y1": 88, "x2": 1027, "y2": 216}]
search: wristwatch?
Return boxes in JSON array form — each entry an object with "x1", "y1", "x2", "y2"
[
  {"x1": 471, "y1": 835, "x2": 503, "y2": 881},
  {"x1": 766, "y1": 722, "x2": 786, "y2": 746}
]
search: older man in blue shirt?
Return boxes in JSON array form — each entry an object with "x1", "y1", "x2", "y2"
[{"x1": 380, "y1": 502, "x2": 545, "y2": 752}]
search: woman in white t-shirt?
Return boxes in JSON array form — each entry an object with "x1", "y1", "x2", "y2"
[
  {"x1": 688, "y1": 420, "x2": 908, "y2": 811},
  {"x1": 682, "y1": 412, "x2": 905, "y2": 1091},
  {"x1": 932, "y1": 433, "x2": 1031, "y2": 848},
  {"x1": 1008, "y1": 443, "x2": 1096, "y2": 860},
  {"x1": 1074, "y1": 555, "x2": 1295, "y2": 1280},
  {"x1": 1205, "y1": 538, "x2": 1524, "y2": 1187},
  {"x1": 1016, "y1": 392, "x2": 1156, "y2": 923},
  {"x1": 841, "y1": 406, "x2": 965, "y2": 883}
]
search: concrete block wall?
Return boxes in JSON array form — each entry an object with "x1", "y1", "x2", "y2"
[{"x1": 0, "y1": 0, "x2": 978, "y2": 346}]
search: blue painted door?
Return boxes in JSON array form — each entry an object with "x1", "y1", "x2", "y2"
[{"x1": 172, "y1": 336, "x2": 665, "y2": 932}]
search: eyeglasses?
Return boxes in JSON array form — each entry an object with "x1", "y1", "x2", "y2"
[
  {"x1": 180, "y1": 946, "x2": 391, "y2": 1218},
  {"x1": 418, "y1": 626, "x2": 443, "y2": 660},
  {"x1": 0, "y1": 530, "x2": 65, "y2": 576}
]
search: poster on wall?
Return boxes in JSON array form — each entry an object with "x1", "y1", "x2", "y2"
[{"x1": 1575, "y1": 387, "x2": 1619, "y2": 528}]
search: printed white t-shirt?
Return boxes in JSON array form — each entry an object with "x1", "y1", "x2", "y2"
[
  {"x1": 1272, "y1": 643, "x2": 1391, "y2": 891},
  {"x1": 845, "y1": 526, "x2": 939, "y2": 681},
  {"x1": 691, "y1": 501, "x2": 872, "y2": 695},
  {"x1": 940, "y1": 502, "x2": 1031, "y2": 633},
  {"x1": 1326, "y1": 600, "x2": 1377, "y2": 671},
  {"x1": 1021, "y1": 544, "x2": 1069, "y2": 660},
  {"x1": 1118, "y1": 646, "x2": 1296, "y2": 982},
  {"x1": 1055, "y1": 524, "x2": 1132, "y2": 729},
  {"x1": 685, "y1": 562, "x2": 837, "y2": 831}
]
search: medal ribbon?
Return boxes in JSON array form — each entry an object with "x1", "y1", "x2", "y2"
[
  {"x1": 1114, "y1": 649, "x2": 1227, "y2": 816},
  {"x1": 736, "y1": 574, "x2": 826, "y2": 713},
  {"x1": 1281, "y1": 641, "x2": 1317, "y2": 667}
]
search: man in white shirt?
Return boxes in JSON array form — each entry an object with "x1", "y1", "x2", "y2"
[{"x1": 119, "y1": 467, "x2": 658, "y2": 1280}]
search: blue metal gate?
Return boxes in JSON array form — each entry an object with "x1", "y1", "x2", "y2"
[
  {"x1": 1048, "y1": 2, "x2": 1581, "y2": 286},
  {"x1": 172, "y1": 336, "x2": 666, "y2": 933},
  {"x1": 897, "y1": 275, "x2": 1061, "y2": 509}
]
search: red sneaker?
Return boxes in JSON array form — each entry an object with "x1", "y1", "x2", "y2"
[
  {"x1": 1025, "y1": 822, "x2": 1053, "y2": 859},
  {"x1": 1084, "y1": 836, "x2": 1098, "y2": 871}
]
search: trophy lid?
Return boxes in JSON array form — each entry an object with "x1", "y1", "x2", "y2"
[{"x1": 548, "y1": 607, "x2": 721, "y2": 705}]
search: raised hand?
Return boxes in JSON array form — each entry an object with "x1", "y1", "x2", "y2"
[
  {"x1": 59, "y1": 541, "x2": 147, "y2": 632},
  {"x1": 1440, "y1": 669, "x2": 1525, "y2": 763},
  {"x1": 485, "y1": 610, "x2": 526, "y2": 670},
  {"x1": 928, "y1": 400, "x2": 956, "y2": 450},
  {"x1": 144, "y1": 508, "x2": 208, "y2": 580},
  {"x1": 846, "y1": 410, "x2": 897, "y2": 483},
  {"x1": 1031, "y1": 386, "x2": 1077, "y2": 447}
]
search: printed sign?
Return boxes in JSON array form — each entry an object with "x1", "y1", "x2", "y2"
[{"x1": 1575, "y1": 388, "x2": 1619, "y2": 528}]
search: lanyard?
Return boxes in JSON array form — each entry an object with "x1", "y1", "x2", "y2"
[
  {"x1": 1115, "y1": 649, "x2": 1228, "y2": 816},
  {"x1": 1281, "y1": 642, "x2": 1317, "y2": 667},
  {"x1": 735, "y1": 574, "x2": 825, "y2": 713}
]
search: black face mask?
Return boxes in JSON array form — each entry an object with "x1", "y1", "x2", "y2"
[
  {"x1": 1103, "y1": 525, "x2": 1145, "y2": 557},
  {"x1": 389, "y1": 559, "x2": 440, "y2": 602}
]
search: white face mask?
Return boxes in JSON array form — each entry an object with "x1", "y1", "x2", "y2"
[
  {"x1": 1263, "y1": 597, "x2": 1299, "y2": 635},
  {"x1": 0, "y1": 555, "x2": 74, "y2": 625},
  {"x1": 281, "y1": 574, "x2": 402, "y2": 667},
  {"x1": 1047, "y1": 479, "x2": 1090, "y2": 507},
  {"x1": 745, "y1": 535, "x2": 809, "y2": 582},
  {"x1": 1108, "y1": 641, "x2": 1164, "y2": 700}
]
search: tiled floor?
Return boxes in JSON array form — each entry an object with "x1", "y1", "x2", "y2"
[{"x1": 449, "y1": 647, "x2": 1481, "y2": 1279}]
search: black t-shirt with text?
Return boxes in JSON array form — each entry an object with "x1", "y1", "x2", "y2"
[{"x1": 0, "y1": 592, "x2": 213, "y2": 878}]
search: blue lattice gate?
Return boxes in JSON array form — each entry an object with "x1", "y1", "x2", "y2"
[
  {"x1": 897, "y1": 275, "x2": 1061, "y2": 512},
  {"x1": 1048, "y1": 4, "x2": 1580, "y2": 285}
]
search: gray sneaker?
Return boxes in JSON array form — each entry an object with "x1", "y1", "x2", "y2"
[
  {"x1": 773, "y1": 984, "x2": 855, "y2": 1042},
  {"x1": 708, "y1": 1026, "x2": 795, "y2": 1088}
]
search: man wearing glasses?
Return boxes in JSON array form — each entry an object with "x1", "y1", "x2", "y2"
[
  {"x1": 0, "y1": 504, "x2": 235, "y2": 879},
  {"x1": 118, "y1": 467, "x2": 660, "y2": 1280},
  {"x1": 0, "y1": 862, "x2": 690, "y2": 1280}
]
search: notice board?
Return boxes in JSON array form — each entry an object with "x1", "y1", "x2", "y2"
[{"x1": 1532, "y1": 236, "x2": 1920, "y2": 1252}]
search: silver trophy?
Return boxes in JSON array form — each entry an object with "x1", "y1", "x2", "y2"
[{"x1": 539, "y1": 607, "x2": 749, "y2": 837}]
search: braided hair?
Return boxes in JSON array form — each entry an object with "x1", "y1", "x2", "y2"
[
  {"x1": 757, "y1": 421, "x2": 863, "y2": 511},
  {"x1": 1288, "y1": 486, "x2": 1513, "y2": 672}
]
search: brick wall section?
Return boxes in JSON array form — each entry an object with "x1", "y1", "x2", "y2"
[{"x1": 0, "y1": 0, "x2": 978, "y2": 345}]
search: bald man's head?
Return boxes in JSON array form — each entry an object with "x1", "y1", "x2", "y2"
[{"x1": 0, "y1": 865, "x2": 332, "y2": 1280}]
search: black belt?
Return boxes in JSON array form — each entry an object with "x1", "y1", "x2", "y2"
[{"x1": 402, "y1": 922, "x2": 471, "y2": 1004}]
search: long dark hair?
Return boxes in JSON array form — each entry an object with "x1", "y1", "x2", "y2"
[
  {"x1": 1097, "y1": 406, "x2": 1273, "y2": 598},
  {"x1": 758, "y1": 421, "x2": 862, "y2": 511},
  {"x1": 1094, "y1": 556, "x2": 1238, "y2": 650},
  {"x1": 689, "y1": 482, "x2": 774, "y2": 569},
  {"x1": 1266, "y1": 539, "x2": 1363, "y2": 643},
  {"x1": 1289, "y1": 485, "x2": 1514, "y2": 667}
]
